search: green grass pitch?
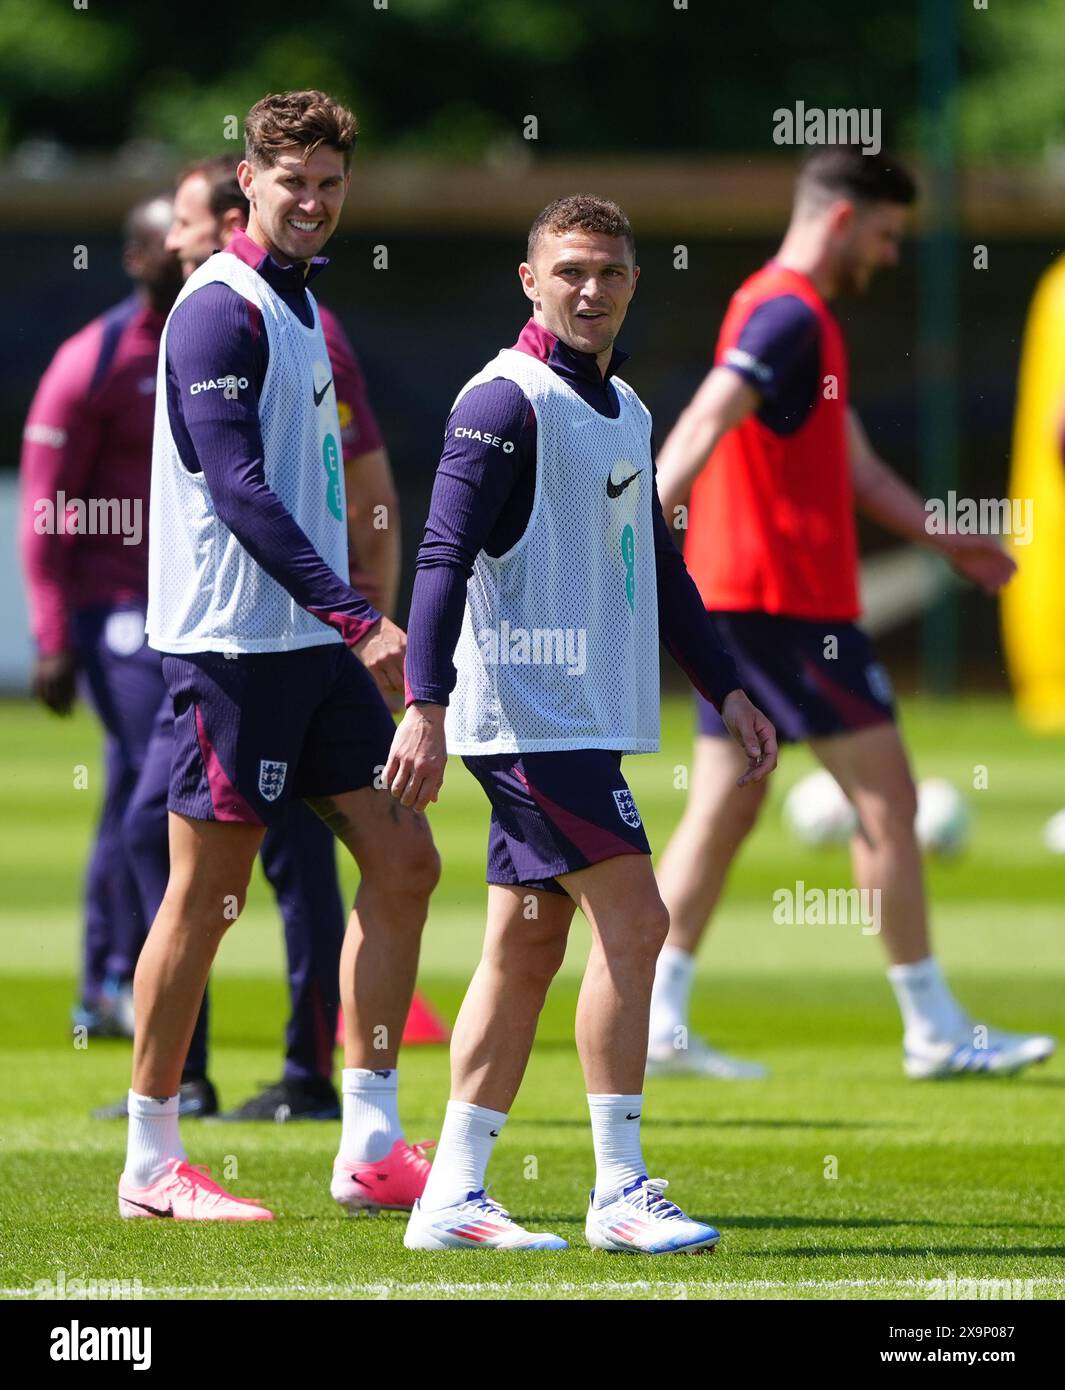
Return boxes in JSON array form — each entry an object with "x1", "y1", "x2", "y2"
[{"x1": 2, "y1": 693, "x2": 1064, "y2": 1301}]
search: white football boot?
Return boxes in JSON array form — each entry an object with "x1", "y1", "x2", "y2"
[
  {"x1": 905, "y1": 1025, "x2": 1056, "y2": 1079},
  {"x1": 404, "y1": 1189, "x2": 568, "y2": 1250},
  {"x1": 646, "y1": 1034, "x2": 768, "y2": 1080},
  {"x1": 586, "y1": 1176, "x2": 720, "y2": 1254}
]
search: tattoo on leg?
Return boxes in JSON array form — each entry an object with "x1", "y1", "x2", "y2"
[{"x1": 307, "y1": 795, "x2": 353, "y2": 839}]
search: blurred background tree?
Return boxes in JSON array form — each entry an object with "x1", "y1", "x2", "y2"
[
  {"x1": 0, "y1": 0, "x2": 1056, "y2": 164},
  {"x1": 959, "y1": 0, "x2": 1065, "y2": 159},
  {"x1": 1, "y1": 0, "x2": 925, "y2": 160},
  {"x1": 1, "y1": 0, "x2": 1059, "y2": 691}
]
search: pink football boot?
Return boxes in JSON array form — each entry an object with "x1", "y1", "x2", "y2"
[
  {"x1": 118, "y1": 1158, "x2": 274, "y2": 1221},
  {"x1": 331, "y1": 1138, "x2": 435, "y2": 1214}
]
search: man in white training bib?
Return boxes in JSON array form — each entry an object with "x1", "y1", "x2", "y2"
[
  {"x1": 119, "y1": 91, "x2": 440, "y2": 1223},
  {"x1": 386, "y1": 194, "x2": 777, "y2": 1253}
]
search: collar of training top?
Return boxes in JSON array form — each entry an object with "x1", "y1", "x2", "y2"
[
  {"x1": 513, "y1": 317, "x2": 628, "y2": 384},
  {"x1": 222, "y1": 225, "x2": 329, "y2": 290}
]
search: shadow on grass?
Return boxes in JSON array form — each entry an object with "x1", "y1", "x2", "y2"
[
  {"x1": 512, "y1": 1117, "x2": 900, "y2": 1130},
  {"x1": 683, "y1": 1214, "x2": 1065, "y2": 1233},
  {"x1": 741, "y1": 1244, "x2": 1065, "y2": 1259}
]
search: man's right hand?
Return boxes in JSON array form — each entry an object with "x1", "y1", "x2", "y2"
[
  {"x1": 352, "y1": 616, "x2": 407, "y2": 698},
  {"x1": 32, "y1": 651, "x2": 77, "y2": 715},
  {"x1": 383, "y1": 702, "x2": 447, "y2": 812},
  {"x1": 720, "y1": 688, "x2": 778, "y2": 787}
]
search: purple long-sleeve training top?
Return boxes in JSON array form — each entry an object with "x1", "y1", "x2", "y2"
[
  {"x1": 163, "y1": 228, "x2": 380, "y2": 647},
  {"x1": 405, "y1": 318, "x2": 742, "y2": 712}
]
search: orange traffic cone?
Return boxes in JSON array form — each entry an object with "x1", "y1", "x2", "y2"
[{"x1": 336, "y1": 990, "x2": 450, "y2": 1046}]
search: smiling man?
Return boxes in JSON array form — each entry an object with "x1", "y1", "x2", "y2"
[
  {"x1": 88, "y1": 153, "x2": 406, "y2": 1127},
  {"x1": 386, "y1": 194, "x2": 777, "y2": 1252},
  {"x1": 118, "y1": 91, "x2": 440, "y2": 1222}
]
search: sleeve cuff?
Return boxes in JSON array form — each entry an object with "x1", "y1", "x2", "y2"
[{"x1": 405, "y1": 689, "x2": 449, "y2": 709}]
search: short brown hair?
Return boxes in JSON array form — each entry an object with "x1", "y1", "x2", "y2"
[
  {"x1": 797, "y1": 146, "x2": 916, "y2": 209},
  {"x1": 527, "y1": 194, "x2": 635, "y2": 263},
  {"x1": 244, "y1": 90, "x2": 358, "y2": 169},
  {"x1": 177, "y1": 155, "x2": 246, "y2": 219}
]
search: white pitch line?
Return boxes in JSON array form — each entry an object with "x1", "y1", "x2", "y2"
[{"x1": 6, "y1": 1277, "x2": 1065, "y2": 1298}]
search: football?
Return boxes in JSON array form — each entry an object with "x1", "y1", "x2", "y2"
[
  {"x1": 782, "y1": 769, "x2": 858, "y2": 847},
  {"x1": 1042, "y1": 808, "x2": 1065, "y2": 854},
  {"x1": 915, "y1": 777, "x2": 970, "y2": 857}
]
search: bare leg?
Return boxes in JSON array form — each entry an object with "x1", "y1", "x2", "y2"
[
  {"x1": 413, "y1": 855, "x2": 693, "y2": 1242},
  {"x1": 563, "y1": 854, "x2": 719, "y2": 1245},
  {"x1": 307, "y1": 788, "x2": 440, "y2": 1069},
  {"x1": 805, "y1": 723, "x2": 1039, "y2": 1069},
  {"x1": 657, "y1": 736, "x2": 768, "y2": 954},
  {"x1": 450, "y1": 886, "x2": 575, "y2": 1111},
  {"x1": 412, "y1": 885, "x2": 574, "y2": 1220},
  {"x1": 809, "y1": 723, "x2": 928, "y2": 966},
  {"x1": 131, "y1": 813, "x2": 263, "y2": 1097},
  {"x1": 649, "y1": 738, "x2": 769, "y2": 1074},
  {"x1": 562, "y1": 853, "x2": 670, "y2": 1094}
]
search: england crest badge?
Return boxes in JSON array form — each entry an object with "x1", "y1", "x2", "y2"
[
  {"x1": 258, "y1": 760, "x2": 288, "y2": 802},
  {"x1": 612, "y1": 788, "x2": 642, "y2": 829}
]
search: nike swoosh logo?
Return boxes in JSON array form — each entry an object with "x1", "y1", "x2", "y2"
[
  {"x1": 489, "y1": 1129, "x2": 500, "y2": 1137},
  {"x1": 607, "y1": 470, "x2": 641, "y2": 499},
  {"x1": 313, "y1": 377, "x2": 334, "y2": 407},
  {"x1": 625, "y1": 1112, "x2": 641, "y2": 1120},
  {"x1": 125, "y1": 1197, "x2": 174, "y2": 1217}
]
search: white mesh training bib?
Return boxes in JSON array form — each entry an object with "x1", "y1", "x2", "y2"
[
  {"x1": 445, "y1": 348, "x2": 660, "y2": 755},
  {"x1": 147, "y1": 253, "x2": 347, "y2": 654}
]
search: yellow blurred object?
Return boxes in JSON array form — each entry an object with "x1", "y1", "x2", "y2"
[{"x1": 1002, "y1": 255, "x2": 1065, "y2": 731}]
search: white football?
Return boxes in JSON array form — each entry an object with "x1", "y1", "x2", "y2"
[
  {"x1": 1043, "y1": 808, "x2": 1065, "y2": 854},
  {"x1": 915, "y1": 778, "x2": 970, "y2": 857},
  {"x1": 782, "y1": 769, "x2": 858, "y2": 847}
]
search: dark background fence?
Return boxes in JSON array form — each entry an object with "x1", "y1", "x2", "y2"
[{"x1": 5, "y1": 221, "x2": 1060, "y2": 689}]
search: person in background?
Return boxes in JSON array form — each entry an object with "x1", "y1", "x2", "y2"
[
  {"x1": 650, "y1": 146, "x2": 1053, "y2": 1081},
  {"x1": 19, "y1": 198, "x2": 182, "y2": 1039}
]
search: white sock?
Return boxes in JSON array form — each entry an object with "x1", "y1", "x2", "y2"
[
  {"x1": 588, "y1": 1093, "x2": 647, "y2": 1206},
  {"x1": 418, "y1": 1100, "x2": 507, "y2": 1212},
  {"x1": 338, "y1": 1067, "x2": 403, "y2": 1164},
  {"x1": 887, "y1": 957, "x2": 968, "y2": 1046},
  {"x1": 648, "y1": 944, "x2": 695, "y2": 1051},
  {"x1": 123, "y1": 1091, "x2": 186, "y2": 1188}
]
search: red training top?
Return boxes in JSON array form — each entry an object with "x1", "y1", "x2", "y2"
[{"x1": 685, "y1": 262, "x2": 859, "y2": 621}]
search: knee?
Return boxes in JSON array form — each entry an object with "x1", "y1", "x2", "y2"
[
  {"x1": 165, "y1": 871, "x2": 250, "y2": 930},
  {"x1": 730, "y1": 779, "x2": 769, "y2": 837},
  {"x1": 692, "y1": 777, "x2": 766, "y2": 846},
  {"x1": 616, "y1": 898, "x2": 671, "y2": 964},
  {"x1": 488, "y1": 927, "x2": 568, "y2": 999},
  {"x1": 217, "y1": 887, "x2": 248, "y2": 929},
  {"x1": 402, "y1": 834, "x2": 442, "y2": 900},
  {"x1": 858, "y1": 776, "x2": 918, "y2": 843},
  {"x1": 644, "y1": 901, "x2": 672, "y2": 956},
  {"x1": 368, "y1": 823, "x2": 441, "y2": 903}
]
